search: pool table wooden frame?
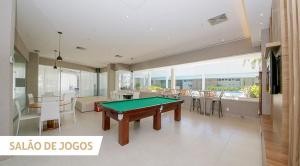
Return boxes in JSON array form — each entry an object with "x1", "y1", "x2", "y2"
[{"x1": 101, "y1": 98, "x2": 184, "y2": 145}]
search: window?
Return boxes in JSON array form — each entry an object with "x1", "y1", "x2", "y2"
[
  {"x1": 39, "y1": 65, "x2": 97, "y2": 97},
  {"x1": 13, "y1": 52, "x2": 26, "y2": 116},
  {"x1": 116, "y1": 70, "x2": 132, "y2": 90}
]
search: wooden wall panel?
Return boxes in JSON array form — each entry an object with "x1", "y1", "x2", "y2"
[{"x1": 262, "y1": 0, "x2": 290, "y2": 165}]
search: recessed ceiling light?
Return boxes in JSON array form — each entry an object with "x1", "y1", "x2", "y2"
[
  {"x1": 208, "y1": 13, "x2": 228, "y2": 26},
  {"x1": 115, "y1": 55, "x2": 123, "y2": 58},
  {"x1": 76, "y1": 46, "x2": 86, "y2": 50},
  {"x1": 126, "y1": 15, "x2": 129, "y2": 18},
  {"x1": 149, "y1": 27, "x2": 153, "y2": 31},
  {"x1": 260, "y1": 13, "x2": 264, "y2": 17},
  {"x1": 221, "y1": 39, "x2": 225, "y2": 42},
  {"x1": 259, "y1": 22, "x2": 263, "y2": 25}
]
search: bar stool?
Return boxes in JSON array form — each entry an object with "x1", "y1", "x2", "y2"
[
  {"x1": 189, "y1": 90, "x2": 201, "y2": 113},
  {"x1": 211, "y1": 91, "x2": 224, "y2": 118}
]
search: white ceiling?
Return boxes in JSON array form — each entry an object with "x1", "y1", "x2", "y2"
[{"x1": 16, "y1": 0, "x2": 271, "y2": 68}]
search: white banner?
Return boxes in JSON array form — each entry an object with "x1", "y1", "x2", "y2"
[{"x1": 0, "y1": 136, "x2": 103, "y2": 156}]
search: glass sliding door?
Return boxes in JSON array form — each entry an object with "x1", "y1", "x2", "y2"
[
  {"x1": 99, "y1": 72, "x2": 107, "y2": 96},
  {"x1": 80, "y1": 71, "x2": 97, "y2": 97},
  {"x1": 13, "y1": 52, "x2": 27, "y2": 117},
  {"x1": 38, "y1": 65, "x2": 60, "y2": 96},
  {"x1": 39, "y1": 65, "x2": 97, "y2": 97},
  {"x1": 60, "y1": 68, "x2": 80, "y2": 96}
]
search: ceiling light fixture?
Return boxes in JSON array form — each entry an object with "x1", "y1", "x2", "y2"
[
  {"x1": 208, "y1": 13, "x2": 228, "y2": 26},
  {"x1": 260, "y1": 13, "x2": 264, "y2": 17},
  {"x1": 56, "y1": 31, "x2": 63, "y2": 61},
  {"x1": 76, "y1": 46, "x2": 86, "y2": 50},
  {"x1": 53, "y1": 50, "x2": 58, "y2": 69},
  {"x1": 115, "y1": 55, "x2": 123, "y2": 58}
]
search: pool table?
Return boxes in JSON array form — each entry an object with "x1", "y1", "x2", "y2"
[{"x1": 100, "y1": 97, "x2": 184, "y2": 145}]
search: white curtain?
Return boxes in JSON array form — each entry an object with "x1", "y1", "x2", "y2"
[
  {"x1": 61, "y1": 69, "x2": 79, "y2": 95},
  {"x1": 99, "y1": 72, "x2": 107, "y2": 96},
  {"x1": 39, "y1": 65, "x2": 97, "y2": 97},
  {"x1": 38, "y1": 65, "x2": 60, "y2": 96},
  {"x1": 80, "y1": 71, "x2": 97, "y2": 97},
  {"x1": 115, "y1": 70, "x2": 131, "y2": 90}
]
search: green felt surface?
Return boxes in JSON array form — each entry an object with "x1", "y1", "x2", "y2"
[{"x1": 101, "y1": 97, "x2": 179, "y2": 113}]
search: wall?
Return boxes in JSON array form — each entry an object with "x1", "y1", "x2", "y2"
[
  {"x1": 14, "y1": 30, "x2": 29, "y2": 61},
  {"x1": 131, "y1": 38, "x2": 260, "y2": 71},
  {"x1": 26, "y1": 52, "x2": 39, "y2": 98},
  {"x1": 39, "y1": 57, "x2": 96, "y2": 73},
  {"x1": 107, "y1": 64, "x2": 116, "y2": 97},
  {"x1": 261, "y1": 29, "x2": 271, "y2": 115},
  {"x1": 0, "y1": 0, "x2": 15, "y2": 139},
  {"x1": 269, "y1": 0, "x2": 289, "y2": 143}
]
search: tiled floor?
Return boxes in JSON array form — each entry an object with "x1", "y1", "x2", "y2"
[{"x1": 1, "y1": 109, "x2": 262, "y2": 166}]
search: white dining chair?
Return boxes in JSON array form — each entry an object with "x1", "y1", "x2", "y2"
[
  {"x1": 15, "y1": 100, "x2": 40, "y2": 135},
  {"x1": 60, "y1": 97, "x2": 77, "y2": 122},
  {"x1": 39, "y1": 101, "x2": 61, "y2": 135}
]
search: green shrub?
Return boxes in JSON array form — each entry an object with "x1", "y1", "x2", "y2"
[
  {"x1": 147, "y1": 86, "x2": 163, "y2": 91},
  {"x1": 135, "y1": 82, "x2": 141, "y2": 90},
  {"x1": 249, "y1": 85, "x2": 260, "y2": 98},
  {"x1": 242, "y1": 85, "x2": 260, "y2": 98}
]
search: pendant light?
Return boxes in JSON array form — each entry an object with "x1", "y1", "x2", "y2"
[
  {"x1": 53, "y1": 50, "x2": 58, "y2": 69},
  {"x1": 57, "y1": 31, "x2": 63, "y2": 61}
]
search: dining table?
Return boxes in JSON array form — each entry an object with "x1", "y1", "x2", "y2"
[{"x1": 29, "y1": 101, "x2": 71, "y2": 131}]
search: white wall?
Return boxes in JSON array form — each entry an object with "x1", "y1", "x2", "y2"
[{"x1": 0, "y1": 0, "x2": 15, "y2": 137}]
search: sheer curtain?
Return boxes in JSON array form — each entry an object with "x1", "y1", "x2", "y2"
[
  {"x1": 39, "y1": 65, "x2": 97, "y2": 97},
  {"x1": 115, "y1": 70, "x2": 131, "y2": 90},
  {"x1": 99, "y1": 72, "x2": 108, "y2": 96},
  {"x1": 80, "y1": 71, "x2": 97, "y2": 96},
  {"x1": 60, "y1": 68, "x2": 79, "y2": 96},
  {"x1": 38, "y1": 65, "x2": 60, "y2": 96}
]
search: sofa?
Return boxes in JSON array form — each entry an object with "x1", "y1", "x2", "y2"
[{"x1": 76, "y1": 96, "x2": 109, "y2": 112}]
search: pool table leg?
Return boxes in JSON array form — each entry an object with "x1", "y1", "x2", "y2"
[
  {"x1": 175, "y1": 105, "x2": 181, "y2": 121},
  {"x1": 102, "y1": 111, "x2": 110, "y2": 130},
  {"x1": 119, "y1": 117, "x2": 129, "y2": 146},
  {"x1": 153, "y1": 110, "x2": 161, "y2": 130}
]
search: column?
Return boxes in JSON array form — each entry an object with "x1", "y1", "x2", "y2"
[
  {"x1": 0, "y1": 0, "x2": 16, "y2": 137},
  {"x1": 131, "y1": 71, "x2": 134, "y2": 90},
  {"x1": 171, "y1": 68, "x2": 176, "y2": 89},
  {"x1": 147, "y1": 72, "x2": 151, "y2": 87},
  {"x1": 107, "y1": 64, "x2": 116, "y2": 98},
  {"x1": 27, "y1": 52, "x2": 39, "y2": 99},
  {"x1": 165, "y1": 76, "x2": 169, "y2": 88},
  {"x1": 202, "y1": 74, "x2": 206, "y2": 90}
]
